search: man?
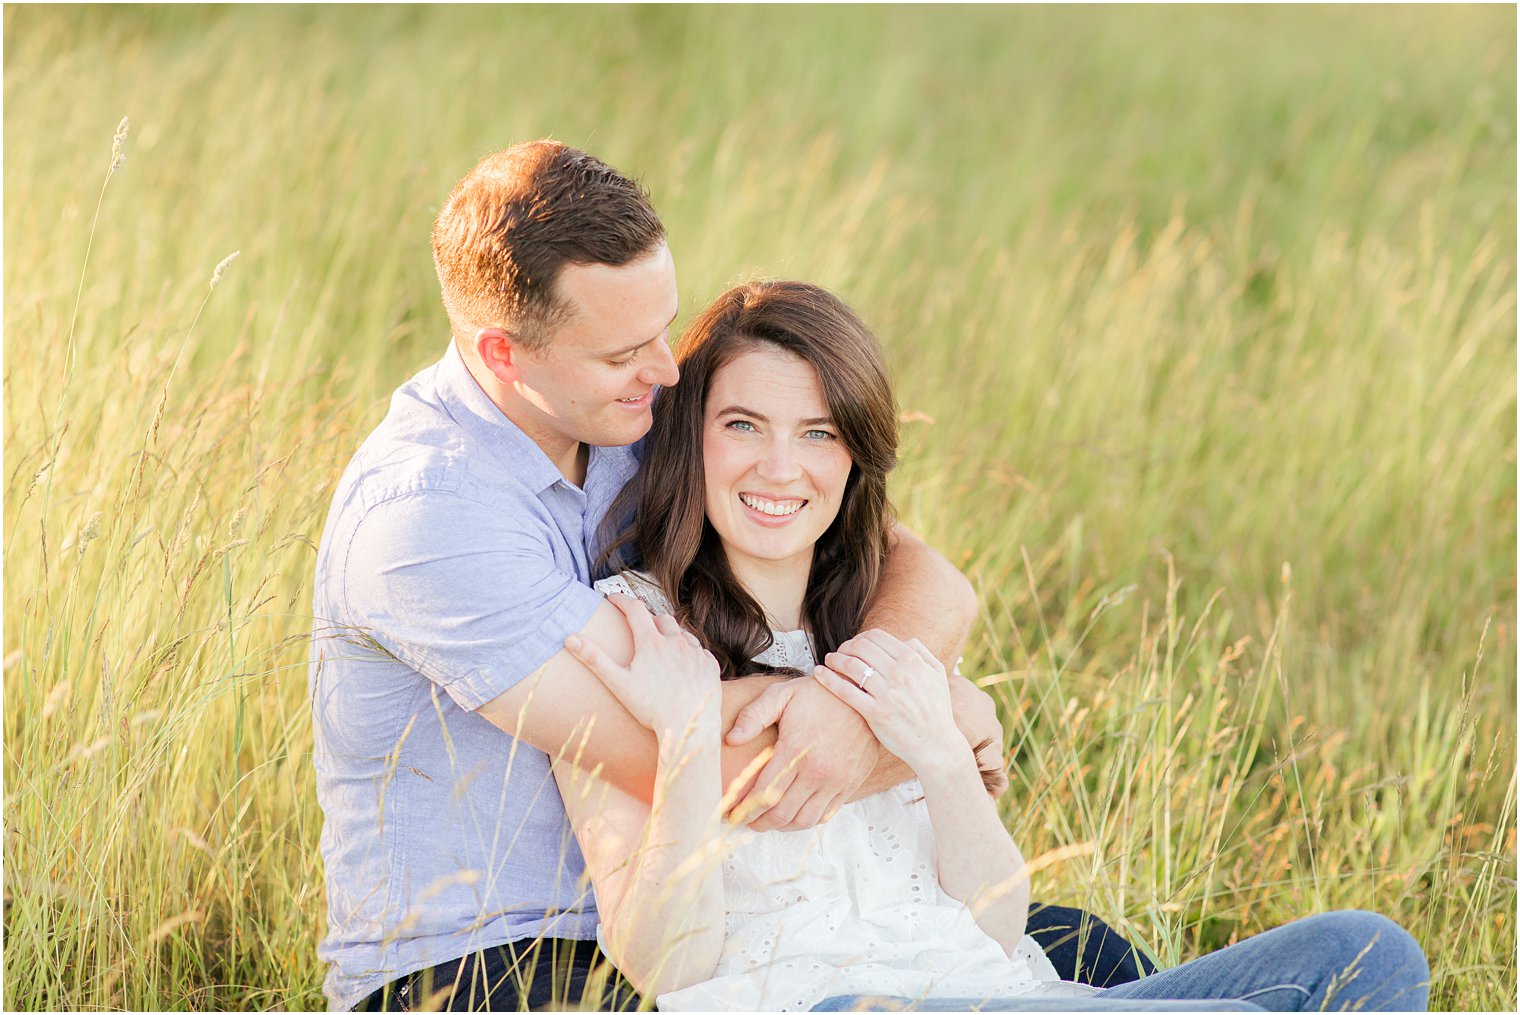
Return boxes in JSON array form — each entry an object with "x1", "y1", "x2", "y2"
[{"x1": 310, "y1": 140, "x2": 1151, "y2": 1012}]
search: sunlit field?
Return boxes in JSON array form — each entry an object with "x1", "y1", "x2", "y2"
[{"x1": 4, "y1": 5, "x2": 1515, "y2": 1011}]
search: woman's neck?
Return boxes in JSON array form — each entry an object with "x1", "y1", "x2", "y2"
[{"x1": 725, "y1": 552, "x2": 811, "y2": 632}]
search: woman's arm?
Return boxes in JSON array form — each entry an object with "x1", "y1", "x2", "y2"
[
  {"x1": 813, "y1": 631, "x2": 1031, "y2": 955},
  {"x1": 552, "y1": 720, "x2": 725, "y2": 996},
  {"x1": 913, "y1": 744, "x2": 1030, "y2": 953},
  {"x1": 553, "y1": 594, "x2": 728, "y2": 996}
]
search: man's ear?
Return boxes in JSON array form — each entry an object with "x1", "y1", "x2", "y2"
[{"x1": 474, "y1": 327, "x2": 520, "y2": 384}]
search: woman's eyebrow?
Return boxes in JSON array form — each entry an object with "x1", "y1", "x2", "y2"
[
  {"x1": 715, "y1": 405, "x2": 834, "y2": 427},
  {"x1": 715, "y1": 404, "x2": 768, "y2": 421}
]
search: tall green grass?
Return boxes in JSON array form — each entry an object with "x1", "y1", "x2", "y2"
[{"x1": 4, "y1": 5, "x2": 1514, "y2": 1010}]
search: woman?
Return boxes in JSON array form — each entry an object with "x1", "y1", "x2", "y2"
[{"x1": 553, "y1": 281, "x2": 1430, "y2": 1012}]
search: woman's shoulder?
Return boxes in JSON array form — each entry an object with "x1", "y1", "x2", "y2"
[{"x1": 592, "y1": 569, "x2": 673, "y2": 616}]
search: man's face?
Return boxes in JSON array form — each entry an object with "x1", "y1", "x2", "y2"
[{"x1": 512, "y1": 242, "x2": 681, "y2": 453}]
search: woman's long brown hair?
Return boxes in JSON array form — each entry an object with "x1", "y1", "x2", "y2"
[{"x1": 600, "y1": 280, "x2": 898, "y2": 680}]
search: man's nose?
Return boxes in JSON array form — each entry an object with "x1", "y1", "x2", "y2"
[
  {"x1": 756, "y1": 438, "x2": 802, "y2": 483},
  {"x1": 638, "y1": 340, "x2": 680, "y2": 387}
]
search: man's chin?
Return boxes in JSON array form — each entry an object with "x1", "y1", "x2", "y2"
[{"x1": 591, "y1": 412, "x2": 653, "y2": 448}]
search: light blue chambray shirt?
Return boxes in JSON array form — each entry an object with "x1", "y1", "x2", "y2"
[{"x1": 308, "y1": 342, "x2": 639, "y2": 1010}]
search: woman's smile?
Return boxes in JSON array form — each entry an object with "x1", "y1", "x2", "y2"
[{"x1": 738, "y1": 492, "x2": 808, "y2": 523}]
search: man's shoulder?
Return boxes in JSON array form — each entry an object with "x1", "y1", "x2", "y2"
[{"x1": 342, "y1": 370, "x2": 518, "y2": 512}]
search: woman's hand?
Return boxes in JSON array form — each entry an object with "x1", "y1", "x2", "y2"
[
  {"x1": 812, "y1": 629, "x2": 963, "y2": 777},
  {"x1": 566, "y1": 593, "x2": 721, "y2": 741}
]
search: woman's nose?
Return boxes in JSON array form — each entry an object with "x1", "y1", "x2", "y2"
[{"x1": 757, "y1": 438, "x2": 801, "y2": 482}]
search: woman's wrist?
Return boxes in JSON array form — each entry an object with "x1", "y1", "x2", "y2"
[
  {"x1": 652, "y1": 714, "x2": 724, "y2": 816},
  {"x1": 655, "y1": 705, "x2": 723, "y2": 756},
  {"x1": 912, "y1": 740, "x2": 986, "y2": 794}
]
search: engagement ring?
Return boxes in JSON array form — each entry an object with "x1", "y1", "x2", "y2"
[{"x1": 859, "y1": 666, "x2": 875, "y2": 690}]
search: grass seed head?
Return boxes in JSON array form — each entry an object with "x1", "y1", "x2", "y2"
[
  {"x1": 110, "y1": 116, "x2": 129, "y2": 172},
  {"x1": 77, "y1": 511, "x2": 101, "y2": 558},
  {"x1": 209, "y1": 250, "x2": 240, "y2": 290}
]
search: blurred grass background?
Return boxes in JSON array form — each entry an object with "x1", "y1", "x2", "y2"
[{"x1": 3, "y1": 4, "x2": 1514, "y2": 1010}]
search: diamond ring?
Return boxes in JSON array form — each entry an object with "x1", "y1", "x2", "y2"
[{"x1": 858, "y1": 665, "x2": 876, "y2": 690}]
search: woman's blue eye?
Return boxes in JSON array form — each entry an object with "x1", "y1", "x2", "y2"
[
  {"x1": 805, "y1": 429, "x2": 836, "y2": 441},
  {"x1": 727, "y1": 420, "x2": 756, "y2": 432}
]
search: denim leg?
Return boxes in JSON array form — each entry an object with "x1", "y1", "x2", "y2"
[
  {"x1": 1100, "y1": 911, "x2": 1430, "y2": 1012},
  {"x1": 811, "y1": 994, "x2": 1263, "y2": 1011},
  {"x1": 1024, "y1": 902, "x2": 1160, "y2": 986}
]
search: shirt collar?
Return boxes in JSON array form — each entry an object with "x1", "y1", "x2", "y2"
[{"x1": 434, "y1": 340, "x2": 568, "y2": 496}]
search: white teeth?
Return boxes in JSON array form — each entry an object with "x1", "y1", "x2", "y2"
[{"x1": 740, "y1": 494, "x2": 804, "y2": 516}]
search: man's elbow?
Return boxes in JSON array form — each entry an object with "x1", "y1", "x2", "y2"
[
  {"x1": 947, "y1": 568, "x2": 979, "y2": 636},
  {"x1": 930, "y1": 565, "x2": 978, "y2": 659}
]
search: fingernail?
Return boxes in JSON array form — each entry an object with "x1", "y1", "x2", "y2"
[{"x1": 565, "y1": 635, "x2": 582, "y2": 651}]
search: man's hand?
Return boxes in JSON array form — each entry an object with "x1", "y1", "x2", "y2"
[{"x1": 725, "y1": 677, "x2": 876, "y2": 831}]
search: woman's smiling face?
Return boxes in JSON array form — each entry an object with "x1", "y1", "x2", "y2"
[{"x1": 702, "y1": 344, "x2": 854, "y2": 576}]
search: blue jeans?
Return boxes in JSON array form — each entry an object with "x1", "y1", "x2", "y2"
[
  {"x1": 812, "y1": 910, "x2": 1430, "y2": 1012},
  {"x1": 351, "y1": 905, "x2": 1149, "y2": 1010},
  {"x1": 1023, "y1": 903, "x2": 1156, "y2": 986}
]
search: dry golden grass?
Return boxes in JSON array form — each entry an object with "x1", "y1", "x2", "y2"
[{"x1": 4, "y1": 6, "x2": 1513, "y2": 1010}]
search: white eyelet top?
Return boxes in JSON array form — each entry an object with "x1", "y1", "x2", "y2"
[{"x1": 593, "y1": 572, "x2": 1066, "y2": 1011}]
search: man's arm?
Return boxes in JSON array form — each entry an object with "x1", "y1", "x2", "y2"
[
  {"x1": 860, "y1": 521, "x2": 979, "y2": 670},
  {"x1": 343, "y1": 493, "x2": 789, "y2": 807},
  {"x1": 476, "y1": 597, "x2": 786, "y2": 804},
  {"x1": 726, "y1": 522, "x2": 1006, "y2": 829}
]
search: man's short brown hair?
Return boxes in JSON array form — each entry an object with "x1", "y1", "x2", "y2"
[{"x1": 431, "y1": 140, "x2": 666, "y2": 351}]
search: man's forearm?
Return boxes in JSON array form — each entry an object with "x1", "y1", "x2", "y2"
[
  {"x1": 715, "y1": 673, "x2": 785, "y2": 795},
  {"x1": 548, "y1": 679, "x2": 781, "y2": 803},
  {"x1": 482, "y1": 613, "x2": 788, "y2": 808},
  {"x1": 862, "y1": 523, "x2": 978, "y2": 670},
  {"x1": 853, "y1": 742, "x2": 913, "y2": 799}
]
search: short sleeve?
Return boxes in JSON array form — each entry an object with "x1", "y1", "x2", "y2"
[{"x1": 340, "y1": 490, "x2": 604, "y2": 711}]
